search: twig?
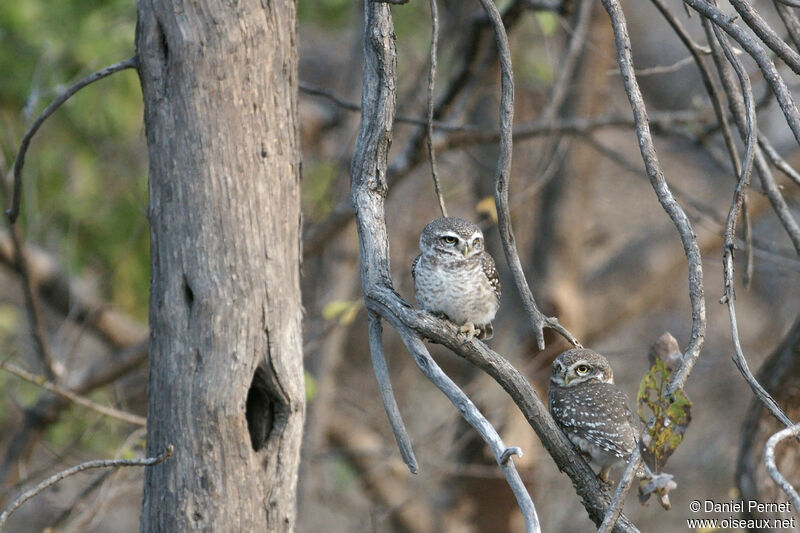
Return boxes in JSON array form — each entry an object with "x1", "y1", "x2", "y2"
[
  {"x1": 600, "y1": 0, "x2": 706, "y2": 397},
  {"x1": 727, "y1": 0, "x2": 800, "y2": 75},
  {"x1": 426, "y1": 0, "x2": 447, "y2": 218},
  {"x1": 759, "y1": 135, "x2": 800, "y2": 188},
  {"x1": 598, "y1": 448, "x2": 643, "y2": 533},
  {"x1": 0, "y1": 360, "x2": 146, "y2": 427},
  {"x1": 477, "y1": 0, "x2": 581, "y2": 351},
  {"x1": 0, "y1": 445, "x2": 172, "y2": 531},
  {"x1": 368, "y1": 312, "x2": 417, "y2": 473},
  {"x1": 7, "y1": 224, "x2": 58, "y2": 380},
  {"x1": 6, "y1": 56, "x2": 137, "y2": 223},
  {"x1": 764, "y1": 423, "x2": 800, "y2": 511},
  {"x1": 526, "y1": 0, "x2": 594, "y2": 190},
  {"x1": 773, "y1": 0, "x2": 800, "y2": 50},
  {"x1": 300, "y1": 81, "x2": 452, "y2": 130},
  {"x1": 395, "y1": 325, "x2": 540, "y2": 533},
  {"x1": 699, "y1": 12, "x2": 800, "y2": 255},
  {"x1": 608, "y1": 55, "x2": 696, "y2": 77},
  {"x1": 681, "y1": 0, "x2": 800, "y2": 147},
  {"x1": 0, "y1": 340, "x2": 148, "y2": 486},
  {"x1": 712, "y1": 24, "x2": 794, "y2": 430}
]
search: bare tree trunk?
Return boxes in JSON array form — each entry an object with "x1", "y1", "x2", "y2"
[{"x1": 135, "y1": 1, "x2": 304, "y2": 531}]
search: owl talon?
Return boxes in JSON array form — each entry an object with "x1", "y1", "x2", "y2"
[{"x1": 458, "y1": 323, "x2": 477, "y2": 341}]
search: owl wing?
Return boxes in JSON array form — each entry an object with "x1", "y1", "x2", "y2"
[
  {"x1": 582, "y1": 385, "x2": 638, "y2": 459},
  {"x1": 411, "y1": 254, "x2": 421, "y2": 282},
  {"x1": 478, "y1": 251, "x2": 501, "y2": 302}
]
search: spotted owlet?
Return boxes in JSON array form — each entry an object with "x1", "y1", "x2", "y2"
[
  {"x1": 548, "y1": 348, "x2": 639, "y2": 482},
  {"x1": 411, "y1": 217, "x2": 501, "y2": 340}
]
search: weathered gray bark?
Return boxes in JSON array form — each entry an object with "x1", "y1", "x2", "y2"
[{"x1": 135, "y1": 1, "x2": 304, "y2": 531}]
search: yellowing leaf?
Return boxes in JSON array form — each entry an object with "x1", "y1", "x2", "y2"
[{"x1": 637, "y1": 358, "x2": 692, "y2": 474}]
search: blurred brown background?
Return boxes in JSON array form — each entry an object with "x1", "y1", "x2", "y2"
[{"x1": 1, "y1": 0, "x2": 799, "y2": 531}]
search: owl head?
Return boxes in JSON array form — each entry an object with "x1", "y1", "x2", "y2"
[
  {"x1": 419, "y1": 217, "x2": 485, "y2": 259},
  {"x1": 551, "y1": 348, "x2": 615, "y2": 387}
]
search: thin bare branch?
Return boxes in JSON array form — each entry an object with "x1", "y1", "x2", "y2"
[
  {"x1": 426, "y1": 0, "x2": 447, "y2": 218},
  {"x1": 6, "y1": 56, "x2": 137, "y2": 223},
  {"x1": 764, "y1": 423, "x2": 800, "y2": 511},
  {"x1": 682, "y1": 0, "x2": 800, "y2": 147},
  {"x1": 759, "y1": 135, "x2": 800, "y2": 188},
  {"x1": 477, "y1": 0, "x2": 581, "y2": 351},
  {"x1": 598, "y1": 449, "x2": 643, "y2": 533},
  {"x1": 728, "y1": 0, "x2": 800, "y2": 75},
  {"x1": 711, "y1": 17, "x2": 795, "y2": 434},
  {"x1": 0, "y1": 340, "x2": 148, "y2": 487},
  {"x1": 0, "y1": 360, "x2": 146, "y2": 427},
  {"x1": 773, "y1": 0, "x2": 800, "y2": 50},
  {"x1": 0, "y1": 445, "x2": 172, "y2": 531},
  {"x1": 7, "y1": 224, "x2": 58, "y2": 380},
  {"x1": 600, "y1": 0, "x2": 706, "y2": 396},
  {"x1": 699, "y1": 14, "x2": 800, "y2": 255},
  {"x1": 368, "y1": 312, "x2": 417, "y2": 473},
  {"x1": 394, "y1": 324, "x2": 540, "y2": 533}
]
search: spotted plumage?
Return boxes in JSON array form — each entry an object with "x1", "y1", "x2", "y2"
[
  {"x1": 412, "y1": 217, "x2": 501, "y2": 340},
  {"x1": 548, "y1": 348, "x2": 640, "y2": 482}
]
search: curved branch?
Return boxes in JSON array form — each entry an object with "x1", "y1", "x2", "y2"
[
  {"x1": 366, "y1": 287, "x2": 640, "y2": 532},
  {"x1": 599, "y1": 448, "x2": 643, "y2": 533},
  {"x1": 712, "y1": 23, "x2": 795, "y2": 431},
  {"x1": 393, "y1": 324, "x2": 539, "y2": 533},
  {"x1": 0, "y1": 445, "x2": 172, "y2": 531},
  {"x1": 599, "y1": 0, "x2": 706, "y2": 396},
  {"x1": 477, "y1": 0, "x2": 581, "y2": 351},
  {"x1": 426, "y1": 0, "x2": 447, "y2": 218},
  {"x1": 6, "y1": 56, "x2": 137, "y2": 223},
  {"x1": 0, "y1": 361, "x2": 146, "y2": 427},
  {"x1": 351, "y1": 3, "x2": 541, "y2": 529},
  {"x1": 368, "y1": 312, "x2": 418, "y2": 473},
  {"x1": 764, "y1": 423, "x2": 800, "y2": 511},
  {"x1": 728, "y1": 0, "x2": 800, "y2": 75},
  {"x1": 681, "y1": 0, "x2": 800, "y2": 147}
]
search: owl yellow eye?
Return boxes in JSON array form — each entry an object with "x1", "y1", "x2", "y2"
[
  {"x1": 472, "y1": 238, "x2": 480, "y2": 247},
  {"x1": 442, "y1": 235, "x2": 457, "y2": 245},
  {"x1": 575, "y1": 365, "x2": 589, "y2": 375}
]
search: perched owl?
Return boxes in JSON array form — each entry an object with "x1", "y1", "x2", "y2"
[
  {"x1": 548, "y1": 348, "x2": 639, "y2": 482},
  {"x1": 412, "y1": 217, "x2": 501, "y2": 340}
]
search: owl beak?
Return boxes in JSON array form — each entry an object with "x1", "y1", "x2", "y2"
[
  {"x1": 462, "y1": 244, "x2": 470, "y2": 257},
  {"x1": 564, "y1": 375, "x2": 571, "y2": 386}
]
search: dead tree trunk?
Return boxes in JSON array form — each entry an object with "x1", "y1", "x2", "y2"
[{"x1": 135, "y1": 1, "x2": 305, "y2": 531}]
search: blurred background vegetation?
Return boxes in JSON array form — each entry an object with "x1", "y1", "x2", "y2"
[{"x1": 1, "y1": 0, "x2": 799, "y2": 531}]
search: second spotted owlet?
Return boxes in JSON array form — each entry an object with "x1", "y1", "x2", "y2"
[{"x1": 548, "y1": 348, "x2": 639, "y2": 482}]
